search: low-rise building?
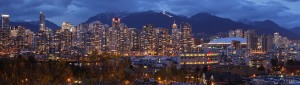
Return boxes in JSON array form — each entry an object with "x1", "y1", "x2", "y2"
[{"x1": 179, "y1": 52, "x2": 220, "y2": 69}]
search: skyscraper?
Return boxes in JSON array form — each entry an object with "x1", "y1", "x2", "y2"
[
  {"x1": 246, "y1": 30, "x2": 258, "y2": 50},
  {"x1": 89, "y1": 21, "x2": 102, "y2": 52},
  {"x1": 35, "y1": 12, "x2": 51, "y2": 54},
  {"x1": 57, "y1": 22, "x2": 73, "y2": 54},
  {"x1": 119, "y1": 25, "x2": 131, "y2": 55},
  {"x1": 171, "y1": 21, "x2": 181, "y2": 55},
  {"x1": 274, "y1": 32, "x2": 280, "y2": 45},
  {"x1": 261, "y1": 35, "x2": 274, "y2": 52},
  {"x1": 1, "y1": 14, "x2": 9, "y2": 29},
  {"x1": 112, "y1": 17, "x2": 120, "y2": 28},
  {"x1": 108, "y1": 18, "x2": 128, "y2": 55},
  {"x1": 129, "y1": 28, "x2": 140, "y2": 55},
  {"x1": 180, "y1": 23, "x2": 193, "y2": 52},
  {"x1": 140, "y1": 24, "x2": 157, "y2": 55},
  {"x1": 156, "y1": 28, "x2": 171, "y2": 56},
  {"x1": 39, "y1": 12, "x2": 45, "y2": 31},
  {"x1": 10, "y1": 26, "x2": 34, "y2": 49},
  {"x1": 100, "y1": 24, "x2": 110, "y2": 52},
  {"x1": 107, "y1": 26, "x2": 118, "y2": 53},
  {"x1": 0, "y1": 14, "x2": 10, "y2": 46}
]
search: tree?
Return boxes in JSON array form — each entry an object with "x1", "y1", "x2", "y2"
[
  {"x1": 170, "y1": 64, "x2": 179, "y2": 81},
  {"x1": 178, "y1": 68, "x2": 187, "y2": 82},
  {"x1": 271, "y1": 58, "x2": 278, "y2": 66},
  {"x1": 194, "y1": 67, "x2": 202, "y2": 82},
  {"x1": 286, "y1": 59, "x2": 295, "y2": 65},
  {"x1": 258, "y1": 65, "x2": 265, "y2": 71},
  {"x1": 202, "y1": 66, "x2": 208, "y2": 73},
  {"x1": 271, "y1": 58, "x2": 281, "y2": 72},
  {"x1": 154, "y1": 68, "x2": 168, "y2": 80},
  {"x1": 48, "y1": 60, "x2": 73, "y2": 84}
]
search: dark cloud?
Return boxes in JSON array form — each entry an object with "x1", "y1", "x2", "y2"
[
  {"x1": 285, "y1": 0, "x2": 300, "y2": 2},
  {"x1": 0, "y1": 0, "x2": 72, "y2": 21},
  {"x1": 0, "y1": 0, "x2": 300, "y2": 28}
]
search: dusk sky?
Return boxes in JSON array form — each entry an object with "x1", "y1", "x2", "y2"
[{"x1": 1, "y1": 0, "x2": 300, "y2": 28}]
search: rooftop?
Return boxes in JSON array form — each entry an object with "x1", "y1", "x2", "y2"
[
  {"x1": 208, "y1": 37, "x2": 247, "y2": 45},
  {"x1": 1, "y1": 14, "x2": 9, "y2": 17}
]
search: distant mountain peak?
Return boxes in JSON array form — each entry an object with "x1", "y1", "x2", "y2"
[
  {"x1": 83, "y1": 11, "x2": 129, "y2": 24},
  {"x1": 238, "y1": 18, "x2": 253, "y2": 24},
  {"x1": 189, "y1": 12, "x2": 218, "y2": 21},
  {"x1": 192, "y1": 13, "x2": 214, "y2": 17},
  {"x1": 95, "y1": 11, "x2": 128, "y2": 17},
  {"x1": 159, "y1": 10, "x2": 175, "y2": 17},
  {"x1": 252, "y1": 20, "x2": 280, "y2": 28},
  {"x1": 262, "y1": 20, "x2": 276, "y2": 24}
]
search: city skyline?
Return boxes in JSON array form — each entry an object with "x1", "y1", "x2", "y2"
[
  {"x1": 0, "y1": 1, "x2": 300, "y2": 84},
  {"x1": 0, "y1": 12, "x2": 294, "y2": 56},
  {"x1": 1, "y1": 0, "x2": 300, "y2": 28}
]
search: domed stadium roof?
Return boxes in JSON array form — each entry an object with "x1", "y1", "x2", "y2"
[{"x1": 208, "y1": 37, "x2": 247, "y2": 45}]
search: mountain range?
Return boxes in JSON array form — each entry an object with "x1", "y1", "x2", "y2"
[
  {"x1": 1, "y1": 10, "x2": 300, "y2": 39},
  {"x1": 84, "y1": 10, "x2": 300, "y2": 39},
  {"x1": 0, "y1": 20, "x2": 60, "y2": 32},
  {"x1": 290, "y1": 26, "x2": 300, "y2": 36}
]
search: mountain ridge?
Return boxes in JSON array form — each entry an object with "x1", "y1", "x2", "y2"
[
  {"x1": 2, "y1": 10, "x2": 299, "y2": 39},
  {"x1": 290, "y1": 26, "x2": 300, "y2": 35},
  {"x1": 83, "y1": 10, "x2": 300, "y2": 39},
  {"x1": 0, "y1": 20, "x2": 60, "y2": 32}
]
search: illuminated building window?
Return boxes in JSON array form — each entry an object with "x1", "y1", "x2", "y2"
[
  {"x1": 180, "y1": 62, "x2": 184, "y2": 64},
  {"x1": 186, "y1": 54, "x2": 190, "y2": 56}
]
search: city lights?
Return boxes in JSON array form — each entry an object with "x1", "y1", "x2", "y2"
[{"x1": 0, "y1": 9, "x2": 299, "y2": 85}]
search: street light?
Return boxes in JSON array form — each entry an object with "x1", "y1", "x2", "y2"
[
  {"x1": 67, "y1": 78, "x2": 71, "y2": 82},
  {"x1": 67, "y1": 78, "x2": 71, "y2": 85}
]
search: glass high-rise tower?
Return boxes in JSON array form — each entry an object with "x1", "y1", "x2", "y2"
[
  {"x1": 1, "y1": 14, "x2": 9, "y2": 29},
  {"x1": 39, "y1": 12, "x2": 45, "y2": 31}
]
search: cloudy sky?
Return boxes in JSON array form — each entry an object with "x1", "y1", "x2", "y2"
[{"x1": 1, "y1": 0, "x2": 300, "y2": 28}]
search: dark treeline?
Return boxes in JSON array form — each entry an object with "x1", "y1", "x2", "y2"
[
  {"x1": 0, "y1": 53, "x2": 133, "y2": 85},
  {"x1": 0, "y1": 55, "x2": 72, "y2": 85},
  {"x1": 0, "y1": 53, "x2": 214, "y2": 84},
  {"x1": 3, "y1": 53, "x2": 296, "y2": 84}
]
